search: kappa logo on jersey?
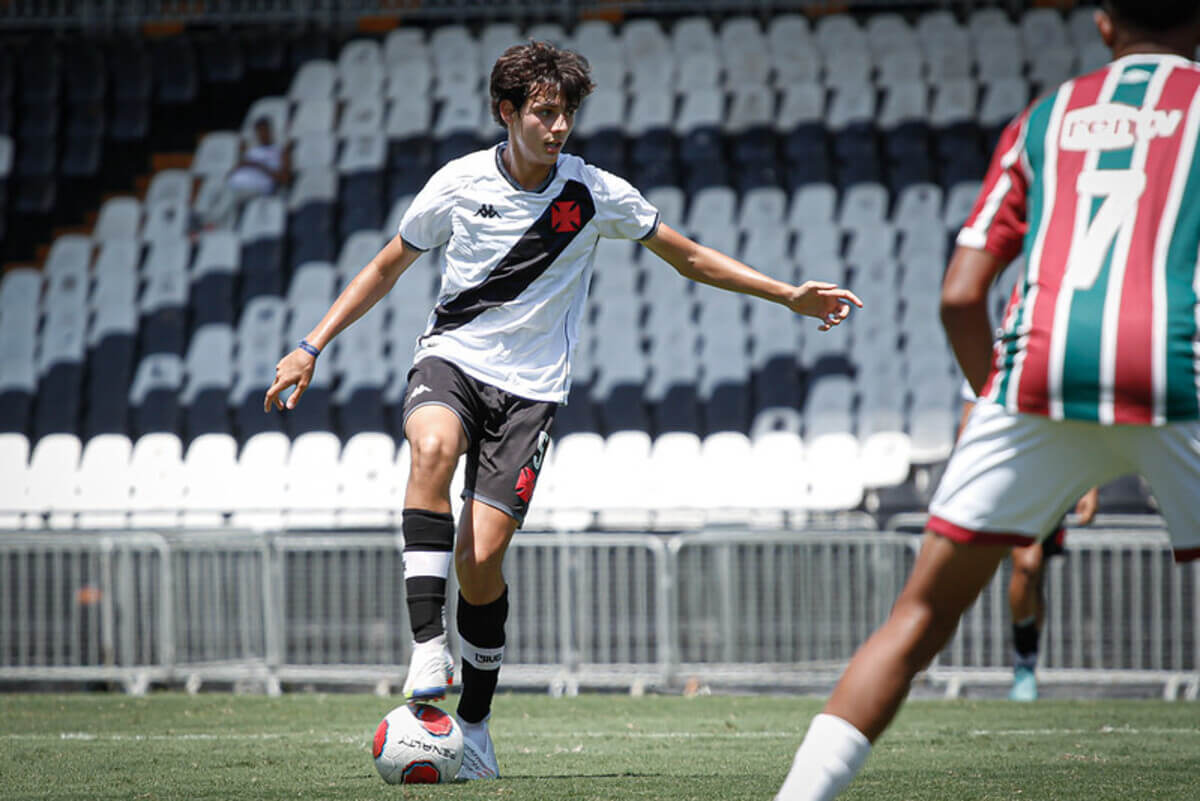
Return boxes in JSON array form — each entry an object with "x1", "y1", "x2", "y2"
[
  {"x1": 551, "y1": 200, "x2": 581, "y2": 232},
  {"x1": 515, "y1": 466, "x2": 537, "y2": 504},
  {"x1": 1060, "y1": 103, "x2": 1183, "y2": 151},
  {"x1": 409, "y1": 384, "x2": 432, "y2": 400},
  {"x1": 475, "y1": 203, "x2": 501, "y2": 218}
]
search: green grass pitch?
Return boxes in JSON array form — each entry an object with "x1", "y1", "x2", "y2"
[{"x1": 1, "y1": 693, "x2": 1197, "y2": 800}]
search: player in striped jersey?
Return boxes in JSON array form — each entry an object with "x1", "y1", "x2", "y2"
[
  {"x1": 263, "y1": 41, "x2": 861, "y2": 781},
  {"x1": 777, "y1": 3, "x2": 1200, "y2": 799}
]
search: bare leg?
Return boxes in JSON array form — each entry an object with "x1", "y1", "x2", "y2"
[
  {"x1": 824, "y1": 533, "x2": 1010, "y2": 742},
  {"x1": 404, "y1": 405, "x2": 468, "y2": 512},
  {"x1": 1008, "y1": 542, "x2": 1045, "y2": 628},
  {"x1": 455, "y1": 500, "x2": 519, "y2": 605}
]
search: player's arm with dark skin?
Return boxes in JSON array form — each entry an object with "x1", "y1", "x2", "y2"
[
  {"x1": 941, "y1": 244, "x2": 1008, "y2": 394},
  {"x1": 641, "y1": 223, "x2": 863, "y2": 330},
  {"x1": 263, "y1": 235, "x2": 421, "y2": 411}
]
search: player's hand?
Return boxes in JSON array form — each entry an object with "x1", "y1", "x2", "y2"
[
  {"x1": 263, "y1": 349, "x2": 317, "y2": 412},
  {"x1": 1074, "y1": 486, "x2": 1099, "y2": 527},
  {"x1": 785, "y1": 281, "x2": 863, "y2": 331}
]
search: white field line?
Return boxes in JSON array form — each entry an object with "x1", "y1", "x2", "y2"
[{"x1": 2, "y1": 727, "x2": 1197, "y2": 743}]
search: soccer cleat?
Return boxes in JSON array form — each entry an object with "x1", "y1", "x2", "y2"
[
  {"x1": 1008, "y1": 665, "x2": 1038, "y2": 702},
  {"x1": 455, "y1": 717, "x2": 500, "y2": 780},
  {"x1": 402, "y1": 635, "x2": 453, "y2": 701}
]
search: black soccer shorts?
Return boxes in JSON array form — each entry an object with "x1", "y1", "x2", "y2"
[{"x1": 401, "y1": 356, "x2": 555, "y2": 526}]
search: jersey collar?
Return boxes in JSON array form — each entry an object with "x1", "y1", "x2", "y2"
[{"x1": 494, "y1": 143, "x2": 558, "y2": 194}]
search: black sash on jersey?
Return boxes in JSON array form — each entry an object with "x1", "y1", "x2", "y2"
[{"x1": 429, "y1": 180, "x2": 596, "y2": 336}]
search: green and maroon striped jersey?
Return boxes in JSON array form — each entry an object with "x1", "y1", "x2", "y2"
[{"x1": 959, "y1": 54, "x2": 1200, "y2": 425}]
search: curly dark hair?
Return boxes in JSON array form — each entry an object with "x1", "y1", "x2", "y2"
[
  {"x1": 489, "y1": 40, "x2": 595, "y2": 127},
  {"x1": 1103, "y1": 0, "x2": 1200, "y2": 32}
]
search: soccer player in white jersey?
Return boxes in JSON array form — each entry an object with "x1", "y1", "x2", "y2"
[
  {"x1": 264, "y1": 41, "x2": 861, "y2": 781},
  {"x1": 776, "y1": 2, "x2": 1200, "y2": 798}
]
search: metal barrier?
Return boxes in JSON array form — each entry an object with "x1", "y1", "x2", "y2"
[
  {"x1": 931, "y1": 528, "x2": 1200, "y2": 699},
  {"x1": 669, "y1": 530, "x2": 915, "y2": 686},
  {"x1": 0, "y1": 532, "x2": 171, "y2": 691},
  {"x1": 0, "y1": 526, "x2": 1195, "y2": 697}
]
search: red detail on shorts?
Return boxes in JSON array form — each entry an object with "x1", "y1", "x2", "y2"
[
  {"x1": 372, "y1": 718, "x2": 388, "y2": 758},
  {"x1": 927, "y1": 515, "x2": 1038, "y2": 548},
  {"x1": 515, "y1": 466, "x2": 537, "y2": 503},
  {"x1": 551, "y1": 201, "x2": 581, "y2": 232},
  {"x1": 413, "y1": 704, "x2": 454, "y2": 737},
  {"x1": 401, "y1": 761, "x2": 441, "y2": 784},
  {"x1": 1173, "y1": 547, "x2": 1200, "y2": 564}
]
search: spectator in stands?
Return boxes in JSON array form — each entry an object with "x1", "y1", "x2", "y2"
[
  {"x1": 775, "y1": 2, "x2": 1200, "y2": 798},
  {"x1": 263, "y1": 41, "x2": 861, "y2": 783},
  {"x1": 958, "y1": 384, "x2": 1100, "y2": 702},
  {"x1": 192, "y1": 116, "x2": 290, "y2": 231}
]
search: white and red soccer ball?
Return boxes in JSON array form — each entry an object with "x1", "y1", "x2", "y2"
[{"x1": 373, "y1": 703, "x2": 464, "y2": 784}]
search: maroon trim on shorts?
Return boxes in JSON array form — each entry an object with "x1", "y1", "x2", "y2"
[
  {"x1": 1173, "y1": 547, "x2": 1200, "y2": 563},
  {"x1": 927, "y1": 515, "x2": 1038, "y2": 547}
]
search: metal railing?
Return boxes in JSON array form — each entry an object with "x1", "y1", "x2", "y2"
[{"x1": 0, "y1": 525, "x2": 1194, "y2": 698}]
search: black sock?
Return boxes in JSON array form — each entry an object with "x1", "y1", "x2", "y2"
[
  {"x1": 456, "y1": 588, "x2": 508, "y2": 724},
  {"x1": 1013, "y1": 616, "x2": 1040, "y2": 668},
  {"x1": 402, "y1": 509, "x2": 455, "y2": 643}
]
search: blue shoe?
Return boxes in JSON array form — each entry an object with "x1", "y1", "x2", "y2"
[{"x1": 1009, "y1": 665, "x2": 1038, "y2": 701}]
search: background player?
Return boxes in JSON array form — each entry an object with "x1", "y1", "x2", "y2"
[
  {"x1": 775, "y1": 2, "x2": 1200, "y2": 798},
  {"x1": 263, "y1": 41, "x2": 861, "y2": 781}
]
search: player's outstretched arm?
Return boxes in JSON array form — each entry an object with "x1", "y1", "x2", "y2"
[
  {"x1": 640, "y1": 223, "x2": 862, "y2": 330},
  {"x1": 264, "y1": 234, "x2": 421, "y2": 412}
]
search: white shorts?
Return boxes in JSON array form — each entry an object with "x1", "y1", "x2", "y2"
[{"x1": 928, "y1": 399, "x2": 1200, "y2": 563}]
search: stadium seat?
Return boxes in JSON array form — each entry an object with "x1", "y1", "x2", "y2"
[
  {"x1": 289, "y1": 166, "x2": 338, "y2": 267},
  {"x1": 767, "y1": 15, "x2": 819, "y2": 85},
  {"x1": 337, "y1": 39, "x2": 385, "y2": 101},
  {"x1": 180, "y1": 432, "x2": 237, "y2": 528},
  {"x1": 66, "y1": 433, "x2": 134, "y2": 529},
  {"x1": 288, "y1": 59, "x2": 337, "y2": 102},
  {"x1": 338, "y1": 431, "x2": 399, "y2": 528},
  {"x1": 25, "y1": 432, "x2": 83, "y2": 527},
  {"x1": 192, "y1": 131, "x2": 240, "y2": 181},
  {"x1": 282, "y1": 430, "x2": 342, "y2": 529},
  {"x1": 339, "y1": 133, "x2": 387, "y2": 236},
  {"x1": 191, "y1": 231, "x2": 239, "y2": 329},
  {"x1": 238, "y1": 195, "x2": 287, "y2": 304},
  {"x1": 229, "y1": 430, "x2": 290, "y2": 530},
  {"x1": 130, "y1": 352, "x2": 183, "y2": 438},
  {"x1": 0, "y1": 432, "x2": 31, "y2": 527},
  {"x1": 138, "y1": 238, "x2": 190, "y2": 357},
  {"x1": 746, "y1": 430, "x2": 806, "y2": 526},
  {"x1": 94, "y1": 196, "x2": 141, "y2": 241}
]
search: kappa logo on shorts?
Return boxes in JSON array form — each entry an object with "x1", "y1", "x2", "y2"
[
  {"x1": 515, "y1": 466, "x2": 537, "y2": 504},
  {"x1": 409, "y1": 384, "x2": 432, "y2": 400}
]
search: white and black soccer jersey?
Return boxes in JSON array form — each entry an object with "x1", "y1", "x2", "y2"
[{"x1": 398, "y1": 144, "x2": 660, "y2": 403}]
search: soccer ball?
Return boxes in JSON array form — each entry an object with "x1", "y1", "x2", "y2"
[{"x1": 372, "y1": 703, "x2": 464, "y2": 784}]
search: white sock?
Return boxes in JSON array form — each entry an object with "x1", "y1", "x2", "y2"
[
  {"x1": 458, "y1": 714, "x2": 489, "y2": 750},
  {"x1": 775, "y1": 714, "x2": 872, "y2": 801}
]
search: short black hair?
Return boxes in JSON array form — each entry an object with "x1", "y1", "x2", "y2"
[
  {"x1": 1103, "y1": 0, "x2": 1200, "y2": 32},
  {"x1": 489, "y1": 40, "x2": 595, "y2": 127}
]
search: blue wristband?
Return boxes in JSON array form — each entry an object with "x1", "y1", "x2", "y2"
[{"x1": 297, "y1": 339, "x2": 320, "y2": 358}]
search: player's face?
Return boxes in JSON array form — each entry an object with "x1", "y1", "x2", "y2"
[{"x1": 507, "y1": 87, "x2": 574, "y2": 167}]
